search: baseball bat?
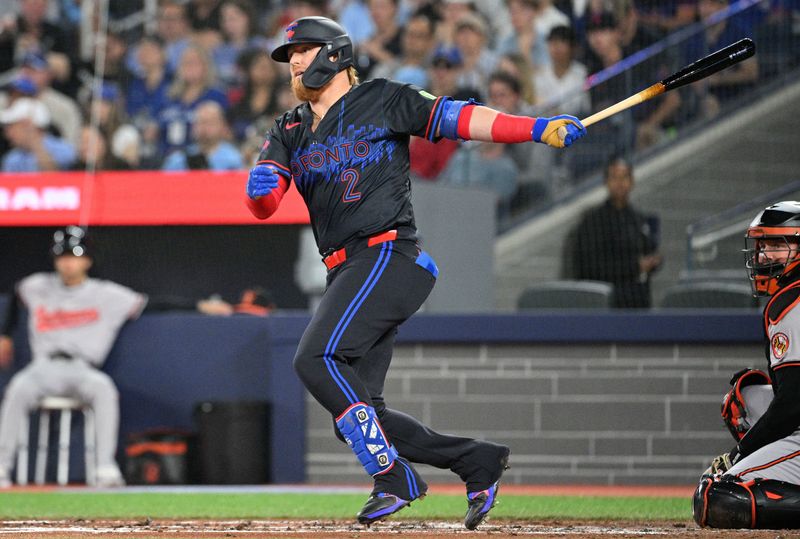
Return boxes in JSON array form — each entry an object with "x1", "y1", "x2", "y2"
[{"x1": 558, "y1": 38, "x2": 756, "y2": 139}]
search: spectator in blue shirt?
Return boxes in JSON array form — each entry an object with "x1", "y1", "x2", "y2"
[
  {"x1": 211, "y1": 0, "x2": 270, "y2": 89},
  {"x1": 162, "y1": 100, "x2": 243, "y2": 170},
  {"x1": 157, "y1": 43, "x2": 229, "y2": 159},
  {"x1": 0, "y1": 97, "x2": 76, "y2": 172},
  {"x1": 125, "y1": 36, "x2": 172, "y2": 127}
]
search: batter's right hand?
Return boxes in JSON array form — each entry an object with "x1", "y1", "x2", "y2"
[
  {"x1": 532, "y1": 115, "x2": 586, "y2": 148},
  {"x1": 247, "y1": 164, "x2": 280, "y2": 200},
  {"x1": 0, "y1": 335, "x2": 13, "y2": 370}
]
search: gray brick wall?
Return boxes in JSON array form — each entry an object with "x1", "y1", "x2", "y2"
[{"x1": 305, "y1": 342, "x2": 763, "y2": 485}]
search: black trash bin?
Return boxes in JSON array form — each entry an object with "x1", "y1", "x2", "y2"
[{"x1": 193, "y1": 400, "x2": 271, "y2": 484}]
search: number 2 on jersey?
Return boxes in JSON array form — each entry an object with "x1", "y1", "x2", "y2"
[{"x1": 340, "y1": 168, "x2": 362, "y2": 203}]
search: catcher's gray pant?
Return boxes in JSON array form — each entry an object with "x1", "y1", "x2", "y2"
[
  {"x1": 0, "y1": 359, "x2": 119, "y2": 473},
  {"x1": 726, "y1": 385, "x2": 800, "y2": 484}
]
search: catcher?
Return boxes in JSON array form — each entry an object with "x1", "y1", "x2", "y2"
[{"x1": 693, "y1": 201, "x2": 800, "y2": 529}]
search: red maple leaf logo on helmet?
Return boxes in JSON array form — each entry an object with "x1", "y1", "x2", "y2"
[{"x1": 286, "y1": 21, "x2": 298, "y2": 40}]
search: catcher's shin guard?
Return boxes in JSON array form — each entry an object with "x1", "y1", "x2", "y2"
[
  {"x1": 336, "y1": 402, "x2": 398, "y2": 476},
  {"x1": 694, "y1": 475, "x2": 800, "y2": 529}
]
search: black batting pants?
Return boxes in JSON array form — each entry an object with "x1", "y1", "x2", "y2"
[{"x1": 293, "y1": 239, "x2": 498, "y2": 486}]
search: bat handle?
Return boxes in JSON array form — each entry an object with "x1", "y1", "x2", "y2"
[
  {"x1": 555, "y1": 115, "x2": 597, "y2": 145},
  {"x1": 551, "y1": 82, "x2": 666, "y2": 144}
]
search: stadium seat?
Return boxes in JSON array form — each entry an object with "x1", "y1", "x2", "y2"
[
  {"x1": 677, "y1": 269, "x2": 750, "y2": 283},
  {"x1": 658, "y1": 282, "x2": 758, "y2": 309},
  {"x1": 516, "y1": 280, "x2": 613, "y2": 310}
]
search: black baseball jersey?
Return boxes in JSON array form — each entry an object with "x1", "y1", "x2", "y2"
[{"x1": 257, "y1": 78, "x2": 443, "y2": 255}]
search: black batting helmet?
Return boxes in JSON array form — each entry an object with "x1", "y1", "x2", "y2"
[
  {"x1": 51, "y1": 226, "x2": 91, "y2": 258},
  {"x1": 271, "y1": 16, "x2": 353, "y2": 89},
  {"x1": 744, "y1": 201, "x2": 800, "y2": 296}
]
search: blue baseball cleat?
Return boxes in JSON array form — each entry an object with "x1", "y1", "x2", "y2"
[
  {"x1": 356, "y1": 457, "x2": 427, "y2": 526},
  {"x1": 463, "y1": 447, "x2": 510, "y2": 529},
  {"x1": 357, "y1": 493, "x2": 413, "y2": 524},
  {"x1": 464, "y1": 481, "x2": 500, "y2": 530}
]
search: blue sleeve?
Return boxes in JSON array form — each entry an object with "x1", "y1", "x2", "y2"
[
  {"x1": 224, "y1": 146, "x2": 244, "y2": 169},
  {"x1": 2, "y1": 151, "x2": 21, "y2": 172},
  {"x1": 210, "y1": 144, "x2": 243, "y2": 170},
  {"x1": 162, "y1": 151, "x2": 188, "y2": 171},
  {"x1": 45, "y1": 137, "x2": 77, "y2": 169}
]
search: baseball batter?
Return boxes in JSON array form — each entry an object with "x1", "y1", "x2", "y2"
[
  {"x1": 245, "y1": 16, "x2": 585, "y2": 528},
  {"x1": 0, "y1": 227, "x2": 146, "y2": 488},
  {"x1": 694, "y1": 201, "x2": 800, "y2": 529}
]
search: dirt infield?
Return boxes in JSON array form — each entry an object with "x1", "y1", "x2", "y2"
[
  {"x1": 1, "y1": 519, "x2": 798, "y2": 538},
  {"x1": 2, "y1": 485, "x2": 797, "y2": 538}
]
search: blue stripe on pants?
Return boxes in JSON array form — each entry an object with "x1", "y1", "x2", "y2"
[{"x1": 322, "y1": 242, "x2": 394, "y2": 403}]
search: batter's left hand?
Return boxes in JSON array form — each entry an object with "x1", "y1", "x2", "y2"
[
  {"x1": 246, "y1": 164, "x2": 280, "y2": 200},
  {"x1": 532, "y1": 114, "x2": 586, "y2": 148}
]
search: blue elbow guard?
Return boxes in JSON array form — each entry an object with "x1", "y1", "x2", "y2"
[
  {"x1": 336, "y1": 402, "x2": 398, "y2": 476},
  {"x1": 437, "y1": 97, "x2": 481, "y2": 140}
]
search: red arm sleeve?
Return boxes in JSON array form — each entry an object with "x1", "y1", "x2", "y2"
[
  {"x1": 453, "y1": 104, "x2": 536, "y2": 143},
  {"x1": 245, "y1": 176, "x2": 291, "y2": 220}
]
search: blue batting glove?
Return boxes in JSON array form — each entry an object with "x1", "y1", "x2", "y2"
[
  {"x1": 246, "y1": 164, "x2": 280, "y2": 199},
  {"x1": 532, "y1": 114, "x2": 587, "y2": 148}
]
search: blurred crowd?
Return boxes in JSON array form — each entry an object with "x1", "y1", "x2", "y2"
[{"x1": 0, "y1": 0, "x2": 794, "y2": 216}]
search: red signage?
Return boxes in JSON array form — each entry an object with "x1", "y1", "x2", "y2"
[{"x1": 0, "y1": 171, "x2": 310, "y2": 226}]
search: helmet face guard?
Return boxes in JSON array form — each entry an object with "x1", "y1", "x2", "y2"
[
  {"x1": 271, "y1": 17, "x2": 354, "y2": 90},
  {"x1": 744, "y1": 233, "x2": 800, "y2": 296},
  {"x1": 301, "y1": 35, "x2": 353, "y2": 89},
  {"x1": 744, "y1": 201, "x2": 800, "y2": 296}
]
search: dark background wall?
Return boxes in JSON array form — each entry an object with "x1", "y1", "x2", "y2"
[
  {"x1": 0, "y1": 298, "x2": 307, "y2": 485},
  {"x1": 0, "y1": 304, "x2": 766, "y2": 486},
  {"x1": 0, "y1": 226, "x2": 307, "y2": 309}
]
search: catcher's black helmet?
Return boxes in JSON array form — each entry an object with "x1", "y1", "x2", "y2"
[
  {"x1": 51, "y1": 225, "x2": 91, "y2": 258},
  {"x1": 744, "y1": 201, "x2": 800, "y2": 296},
  {"x1": 271, "y1": 16, "x2": 353, "y2": 89}
]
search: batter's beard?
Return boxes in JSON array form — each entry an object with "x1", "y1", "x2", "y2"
[{"x1": 291, "y1": 75, "x2": 326, "y2": 102}]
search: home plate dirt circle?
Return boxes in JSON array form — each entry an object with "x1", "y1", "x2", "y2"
[{"x1": 0, "y1": 519, "x2": 790, "y2": 538}]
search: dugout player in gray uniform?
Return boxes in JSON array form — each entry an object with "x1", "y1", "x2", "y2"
[
  {"x1": 0, "y1": 226, "x2": 146, "y2": 489},
  {"x1": 245, "y1": 16, "x2": 586, "y2": 528},
  {"x1": 693, "y1": 201, "x2": 800, "y2": 529}
]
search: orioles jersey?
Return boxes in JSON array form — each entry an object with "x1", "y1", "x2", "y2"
[
  {"x1": 763, "y1": 279, "x2": 800, "y2": 386},
  {"x1": 736, "y1": 278, "x2": 800, "y2": 457},
  {"x1": 17, "y1": 273, "x2": 146, "y2": 366},
  {"x1": 256, "y1": 79, "x2": 444, "y2": 255}
]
